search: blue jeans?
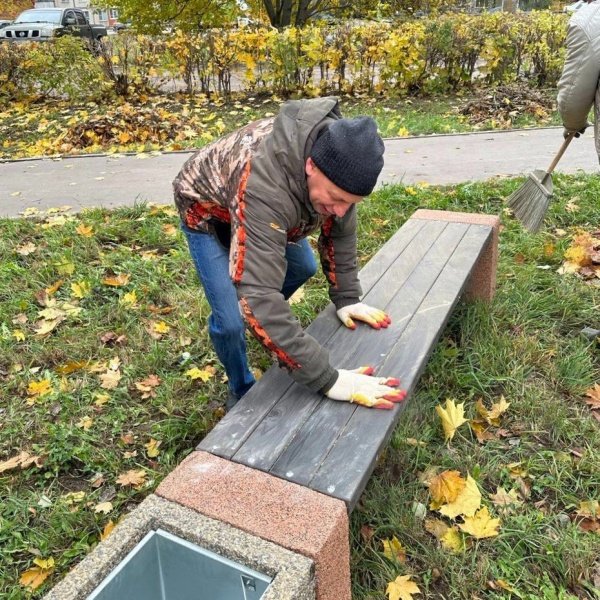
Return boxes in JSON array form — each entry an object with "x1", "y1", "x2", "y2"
[{"x1": 182, "y1": 224, "x2": 317, "y2": 398}]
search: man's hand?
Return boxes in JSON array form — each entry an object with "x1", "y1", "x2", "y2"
[
  {"x1": 563, "y1": 122, "x2": 590, "y2": 139},
  {"x1": 337, "y1": 302, "x2": 391, "y2": 330},
  {"x1": 325, "y1": 366, "x2": 407, "y2": 409}
]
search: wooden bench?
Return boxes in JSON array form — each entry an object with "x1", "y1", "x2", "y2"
[{"x1": 199, "y1": 209, "x2": 499, "y2": 511}]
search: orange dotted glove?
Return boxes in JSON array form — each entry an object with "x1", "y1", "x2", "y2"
[
  {"x1": 325, "y1": 366, "x2": 407, "y2": 410},
  {"x1": 336, "y1": 302, "x2": 391, "y2": 330}
]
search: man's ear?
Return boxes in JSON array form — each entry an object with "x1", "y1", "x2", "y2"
[{"x1": 305, "y1": 156, "x2": 315, "y2": 177}]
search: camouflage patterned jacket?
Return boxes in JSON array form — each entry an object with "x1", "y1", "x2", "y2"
[{"x1": 173, "y1": 97, "x2": 362, "y2": 392}]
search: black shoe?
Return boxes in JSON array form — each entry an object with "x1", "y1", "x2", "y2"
[{"x1": 226, "y1": 392, "x2": 240, "y2": 411}]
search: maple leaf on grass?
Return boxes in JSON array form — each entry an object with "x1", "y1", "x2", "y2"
[
  {"x1": 382, "y1": 536, "x2": 406, "y2": 563},
  {"x1": 135, "y1": 374, "x2": 161, "y2": 399},
  {"x1": 102, "y1": 273, "x2": 130, "y2": 287},
  {"x1": 476, "y1": 396, "x2": 510, "y2": 426},
  {"x1": 438, "y1": 475, "x2": 481, "y2": 519},
  {"x1": 0, "y1": 451, "x2": 44, "y2": 474},
  {"x1": 100, "y1": 369, "x2": 122, "y2": 390},
  {"x1": 428, "y1": 470, "x2": 466, "y2": 508},
  {"x1": 490, "y1": 487, "x2": 522, "y2": 510},
  {"x1": 386, "y1": 575, "x2": 421, "y2": 600},
  {"x1": 116, "y1": 469, "x2": 147, "y2": 489},
  {"x1": 584, "y1": 384, "x2": 600, "y2": 409},
  {"x1": 435, "y1": 399, "x2": 468, "y2": 442},
  {"x1": 19, "y1": 558, "x2": 55, "y2": 590},
  {"x1": 458, "y1": 506, "x2": 501, "y2": 539}
]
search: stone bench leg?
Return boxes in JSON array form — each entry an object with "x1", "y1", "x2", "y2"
[
  {"x1": 156, "y1": 451, "x2": 351, "y2": 600},
  {"x1": 411, "y1": 209, "x2": 500, "y2": 302}
]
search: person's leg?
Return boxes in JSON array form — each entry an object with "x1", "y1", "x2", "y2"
[
  {"x1": 182, "y1": 225, "x2": 255, "y2": 400},
  {"x1": 282, "y1": 238, "x2": 318, "y2": 300}
]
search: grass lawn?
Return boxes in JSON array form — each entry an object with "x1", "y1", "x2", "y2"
[
  {"x1": 0, "y1": 88, "x2": 560, "y2": 160},
  {"x1": 0, "y1": 174, "x2": 599, "y2": 598}
]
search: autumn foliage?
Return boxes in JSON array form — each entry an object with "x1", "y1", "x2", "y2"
[{"x1": 0, "y1": 11, "x2": 568, "y2": 106}]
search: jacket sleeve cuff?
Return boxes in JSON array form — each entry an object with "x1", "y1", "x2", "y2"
[
  {"x1": 332, "y1": 296, "x2": 360, "y2": 310},
  {"x1": 318, "y1": 368, "x2": 339, "y2": 394}
]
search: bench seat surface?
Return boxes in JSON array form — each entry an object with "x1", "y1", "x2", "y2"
[{"x1": 198, "y1": 217, "x2": 493, "y2": 510}]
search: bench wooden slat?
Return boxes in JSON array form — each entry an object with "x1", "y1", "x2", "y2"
[
  {"x1": 306, "y1": 223, "x2": 493, "y2": 508},
  {"x1": 228, "y1": 220, "x2": 453, "y2": 470},
  {"x1": 198, "y1": 218, "x2": 427, "y2": 459},
  {"x1": 268, "y1": 221, "x2": 473, "y2": 484}
]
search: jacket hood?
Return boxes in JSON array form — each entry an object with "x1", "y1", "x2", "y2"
[{"x1": 248, "y1": 97, "x2": 342, "y2": 213}]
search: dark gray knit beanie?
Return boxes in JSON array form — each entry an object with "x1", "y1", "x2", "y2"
[{"x1": 310, "y1": 117, "x2": 384, "y2": 196}]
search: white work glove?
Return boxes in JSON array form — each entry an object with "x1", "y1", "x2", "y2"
[
  {"x1": 325, "y1": 366, "x2": 406, "y2": 410},
  {"x1": 336, "y1": 302, "x2": 391, "y2": 330}
]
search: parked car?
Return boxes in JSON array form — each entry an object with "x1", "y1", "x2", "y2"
[{"x1": 0, "y1": 8, "x2": 107, "y2": 44}]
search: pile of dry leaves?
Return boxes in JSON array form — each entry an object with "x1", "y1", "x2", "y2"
[{"x1": 459, "y1": 83, "x2": 554, "y2": 126}]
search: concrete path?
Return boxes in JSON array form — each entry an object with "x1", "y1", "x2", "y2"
[{"x1": 1, "y1": 127, "x2": 598, "y2": 217}]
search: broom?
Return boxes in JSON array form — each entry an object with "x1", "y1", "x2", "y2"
[{"x1": 507, "y1": 132, "x2": 575, "y2": 233}]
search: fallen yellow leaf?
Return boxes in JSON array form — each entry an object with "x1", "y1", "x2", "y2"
[
  {"x1": 476, "y1": 396, "x2": 510, "y2": 426},
  {"x1": 12, "y1": 330, "x2": 25, "y2": 342},
  {"x1": 94, "y1": 501, "x2": 113, "y2": 514},
  {"x1": 16, "y1": 242, "x2": 37, "y2": 255},
  {"x1": 100, "y1": 520, "x2": 116, "y2": 541},
  {"x1": 102, "y1": 273, "x2": 131, "y2": 287},
  {"x1": 382, "y1": 536, "x2": 406, "y2": 563},
  {"x1": 458, "y1": 506, "x2": 501, "y2": 539},
  {"x1": 116, "y1": 469, "x2": 147, "y2": 489},
  {"x1": 489, "y1": 487, "x2": 522, "y2": 509},
  {"x1": 34, "y1": 317, "x2": 63, "y2": 336},
  {"x1": 120, "y1": 291, "x2": 138, "y2": 306},
  {"x1": 435, "y1": 399, "x2": 468, "y2": 442},
  {"x1": 386, "y1": 574, "x2": 421, "y2": 600},
  {"x1": 71, "y1": 281, "x2": 91, "y2": 299},
  {"x1": 585, "y1": 384, "x2": 600, "y2": 409},
  {"x1": 440, "y1": 527, "x2": 464, "y2": 553},
  {"x1": 577, "y1": 500, "x2": 599, "y2": 519},
  {"x1": 0, "y1": 451, "x2": 43, "y2": 474},
  {"x1": 424, "y1": 517, "x2": 449, "y2": 539},
  {"x1": 152, "y1": 321, "x2": 170, "y2": 334},
  {"x1": 19, "y1": 558, "x2": 55, "y2": 590},
  {"x1": 77, "y1": 416, "x2": 93, "y2": 430},
  {"x1": 99, "y1": 369, "x2": 122, "y2": 390},
  {"x1": 186, "y1": 367, "x2": 214, "y2": 382},
  {"x1": 428, "y1": 470, "x2": 466, "y2": 508},
  {"x1": 27, "y1": 379, "x2": 53, "y2": 398},
  {"x1": 94, "y1": 393, "x2": 111, "y2": 406},
  {"x1": 145, "y1": 438, "x2": 162, "y2": 458},
  {"x1": 76, "y1": 223, "x2": 94, "y2": 237},
  {"x1": 438, "y1": 475, "x2": 481, "y2": 519}
]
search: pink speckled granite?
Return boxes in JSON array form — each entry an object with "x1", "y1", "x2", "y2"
[
  {"x1": 412, "y1": 209, "x2": 500, "y2": 302},
  {"x1": 156, "y1": 451, "x2": 350, "y2": 600}
]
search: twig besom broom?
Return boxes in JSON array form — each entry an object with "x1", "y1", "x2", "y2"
[{"x1": 507, "y1": 132, "x2": 575, "y2": 233}]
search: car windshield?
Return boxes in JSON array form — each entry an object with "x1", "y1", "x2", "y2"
[{"x1": 15, "y1": 10, "x2": 62, "y2": 24}]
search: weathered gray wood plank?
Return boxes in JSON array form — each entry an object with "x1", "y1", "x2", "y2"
[
  {"x1": 229, "y1": 221, "x2": 453, "y2": 470},
  {"x1": 268, "y1": 222, "x2": 472, "y2": 482},
  {"x1": 198, "y1": 218, "x2": 427, "y2": 458},
  {"x1": 308, "y1": 224, "x2": 493, "y2": 508}
]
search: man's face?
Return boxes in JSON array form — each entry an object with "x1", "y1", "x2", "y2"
[{"x1": 305, "y1": 157, "x2": 363, "y2": 218}]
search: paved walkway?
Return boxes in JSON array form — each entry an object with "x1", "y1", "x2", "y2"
[{"x1": 1, "y1": 127, "x2": 598, "y2": 217}]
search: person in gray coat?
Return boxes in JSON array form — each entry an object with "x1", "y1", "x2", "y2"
[
  {"x1": 173, "y1": 97, "x2": 406, "y2": 410},
  {"x1": 557, "y1": 0, "x2": 600, "y2": 148}
]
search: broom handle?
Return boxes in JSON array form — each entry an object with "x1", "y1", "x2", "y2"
[{"x1": 546, "y1": 133, "x2": 575, "y2": 176}]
